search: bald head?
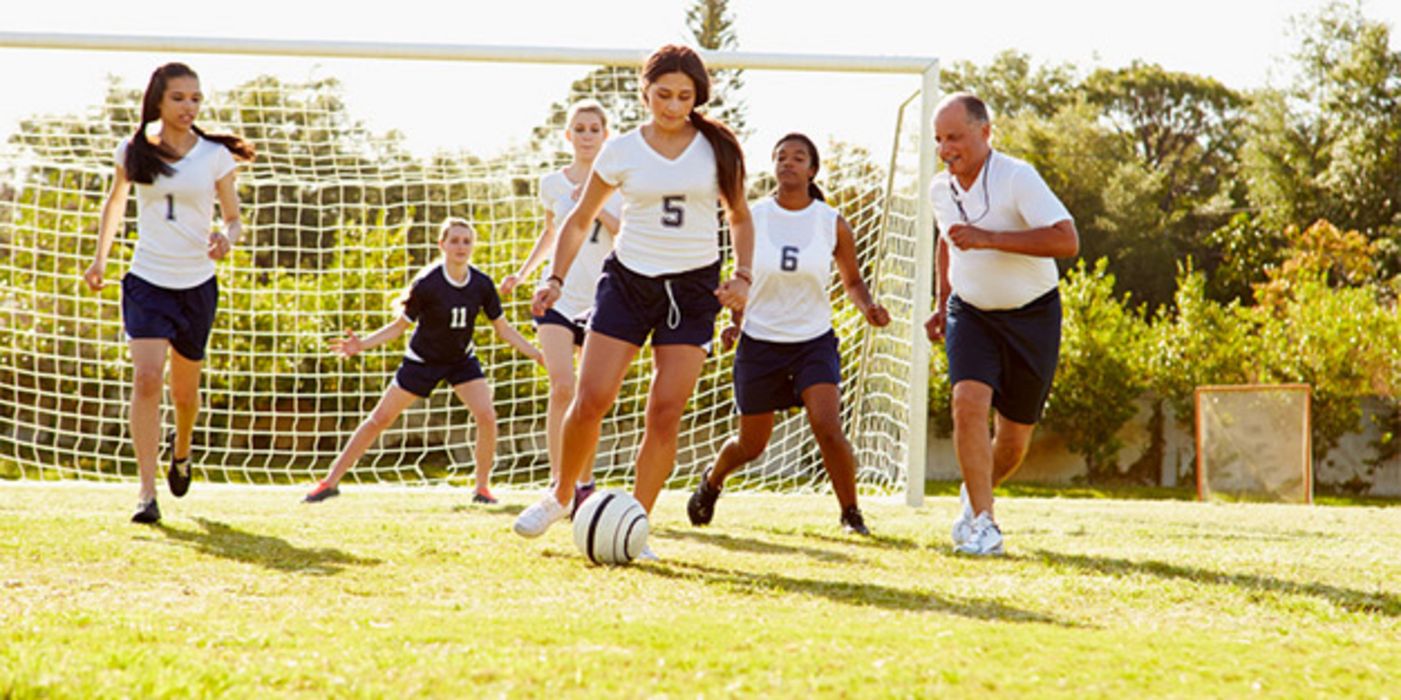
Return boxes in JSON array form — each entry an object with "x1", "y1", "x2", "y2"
[{"x1": 936, "y1": 93, "x2": 991, "y2": 127}]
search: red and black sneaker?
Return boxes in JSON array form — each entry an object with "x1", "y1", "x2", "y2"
[
  {"x1": 471, "y1": 488, "x2": 498, "y2": 505},
  {"x1": 303, "y1": 481, "x2": 340, "y2": 503}
]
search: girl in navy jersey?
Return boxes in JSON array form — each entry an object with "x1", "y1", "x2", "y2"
[
  {"x1": 499, "y1": 100, "x2": 622, "y2": 508},
  {"x1": 688, "y1": 134, "x2": 890, "y2": 534},
  {"x1": 304, "y1": 219, "x2": 544, "y2": 504},
  {"x1": 84, "y1": 62, "x2": 254, "y2": 524},
  {"x1": 514, "y1": 45, "x2": 754, "y2": 554}
]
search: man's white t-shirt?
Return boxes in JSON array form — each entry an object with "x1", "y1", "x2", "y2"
[
  {"x1": 930, "y1": 151, "x2": 1072, "y2": 310},
  {"x1": 538, "y1": 170, "x2": 622, "y2": 319},
  {"x1": 591, "y1": 128, "x2": 721, "y2": 276},
  {"x1": 116, "y1": 136, "x2": 238, "y2": 289}
]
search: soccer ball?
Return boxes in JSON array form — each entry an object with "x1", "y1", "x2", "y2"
[{"x1": 572, "y1": 489, "x2": 649, "y2": 565}]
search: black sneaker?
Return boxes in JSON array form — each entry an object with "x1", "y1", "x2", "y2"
[
  {"x1": 840, "y1": 505, "x2": 870, "y2": 536},
  {"x1": 303, "y1": 481, "x2": 340, "y2": 503},
  {"x1": 131, "y1": 498, "x2": 161, "y2": 524},
  {"x1": 571, "y1": 481, "x2": 596, "y2": 519},
  {"x1": 687, "y1": 468, "x2": 721, "y2": 526},
  {"x1": 167, "y1": 454, "x2": 192, "y2": 498},
  {"x1": 472, "y1": 489, "x2": 498, "y2": 505}
]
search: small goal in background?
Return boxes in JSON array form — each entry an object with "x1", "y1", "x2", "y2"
[{"x1": 1195, "y1": 384, "x2": 1312, "y2": 504}]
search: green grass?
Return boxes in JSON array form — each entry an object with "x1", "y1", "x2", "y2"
[{"x1": 1, "y1": 483, "x2": 1397, "y2": 698}]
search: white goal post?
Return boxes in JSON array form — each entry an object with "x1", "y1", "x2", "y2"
[{"x1": 0, "y1": 32, "x2": 938, "y2": 505}]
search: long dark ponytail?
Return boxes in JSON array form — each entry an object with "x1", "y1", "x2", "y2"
[
  {"x1": 773, "y1": 132, "x2": 825, "y2": 202},
  {"x1": 642, "y1": 45, "x2": 745, "y2": 207},
  {"x1": 125, "y1": 63, "x2": 254, "y2": 184}
]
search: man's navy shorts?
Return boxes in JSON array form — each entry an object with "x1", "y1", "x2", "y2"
[{"x1": 945, "y1": 288, "x2": 1061, "y2": 425}]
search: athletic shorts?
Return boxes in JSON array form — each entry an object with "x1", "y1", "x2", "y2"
[
  {"x1": 533, "y1": 307, "x2": 587, "y2": 347},
  {"x1": 733, "y1": 330, "x2": 842, "y2": 415},
  {"x1": 588, "y1": 254, "x2": 721, "y2": 349},
  {"x1": 121, "y1": 273, "x2": 219, "y2": 361},
  {"x1": 945, "y1": 288, "x2": 1061, "y2": 425},
  {"x1": 393, "y1": 356, "x2": 485, "y2": 398}
]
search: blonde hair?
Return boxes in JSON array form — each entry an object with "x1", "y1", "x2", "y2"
[
  {"x1": 438, "y1": 217, "x2": 476, "y2": 243},
  {"x1": 566, "y1": 99, "x2": 610, "y2": 130}
]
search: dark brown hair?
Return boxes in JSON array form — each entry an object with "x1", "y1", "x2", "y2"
[
  {"x1": 124, "y1": 63, "x2": 254, "y2": 184},
  {"x1": 641, "y1": 45, "x2": 745, "y2": 206},
  {"x1": 773, "y1": 132, "x2": 825, "y2": 202}
]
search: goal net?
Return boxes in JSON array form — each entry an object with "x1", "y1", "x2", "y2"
[
  {"x1": 0, "y1": 39, "x2": 935, "y2": 496},
  {"x1": 1195, "y1": 384, "x2": 1312, "y2": 503}
]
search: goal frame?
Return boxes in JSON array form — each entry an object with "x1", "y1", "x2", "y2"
[{"x1": 0, "y1": 32, "x2": 940, "y2": 506}]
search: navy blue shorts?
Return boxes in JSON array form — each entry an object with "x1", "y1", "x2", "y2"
[
  {"x1": 945, "y1": 289, "x2": 1061, "y2": 425},
  {"x1": 533, "y1": 307, "x2": 587, "y2": 347},
  {"x1": 393, "y1": 356, "x2": 485, "y2": 398},
  {"x1": 588, "y1": 254, "x2": 722, "y2": 349},
  {"x1": 121, "y1": 273, "x2": 218, "y2": 361},
  {"x1": 734, "y1": 330, "x2": 842, "y2": 415}
]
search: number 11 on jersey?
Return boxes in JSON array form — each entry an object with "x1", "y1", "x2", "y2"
[{"x1": 450, "y1": 307, "x2": 469, "y2": 329}]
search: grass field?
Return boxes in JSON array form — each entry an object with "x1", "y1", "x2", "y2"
[{"x1": 1, "y1": 482, "x2": 1397, "y2": 698}]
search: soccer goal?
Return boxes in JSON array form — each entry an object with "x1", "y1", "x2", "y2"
[
  {"x1": 1195, "y1": 384, "x2": 1313, "y2": 504},
  {"x1": 0, "y1": 33, "x2": 938, "y2": 504}
]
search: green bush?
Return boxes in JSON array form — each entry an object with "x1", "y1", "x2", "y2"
[{"x1": 1042, "y1": 259, "x2": 1150, "y2": 481}]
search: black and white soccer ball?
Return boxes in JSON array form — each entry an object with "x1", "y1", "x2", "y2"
[{"x1": 572, "y1": 489, "x2": 649, "y2": 565}]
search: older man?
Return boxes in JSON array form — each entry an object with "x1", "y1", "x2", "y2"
[{"x1": 924, "y1": 93, "x2": 1079, "y2": 555}]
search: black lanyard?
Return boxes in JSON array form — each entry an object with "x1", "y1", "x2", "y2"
[{"x1": 950, "y1": 152, "x2": 993, "y2": 225}]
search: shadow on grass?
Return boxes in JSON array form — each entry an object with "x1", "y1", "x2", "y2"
[
  {"x1": 149, "y1": 517, "x2": 381, "y2": 576},
  {"x1": 637, "y1": 559, "x2": 1076, "y2": 626},
  {"x1": 654, "y1": 527, "x2": 858, "y2": 564},
  {"x1": 450, "y1": 503, "x2": 525, "y2": 516},
  {"x1": 1027, "y1": 549, "x2": 1400, "y2": 617},
  {"x1": 761, "y1": 527, "x2": 923, "y2": 552}
]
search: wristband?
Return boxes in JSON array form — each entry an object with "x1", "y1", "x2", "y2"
[
  {"x1": 547, "y1": 274, "x2": 564, "y2": 288},
  {"x1": 733, "y1": 269, "x2": 753, "y2": 284}
]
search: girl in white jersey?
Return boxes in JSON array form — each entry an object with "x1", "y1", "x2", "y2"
[
  {"x1": 687, "y1": 134, "x2": 890, "y2": 534},
  {"x1": 514, "y1": 45, "x2": 755, "y2": 555},
  {"x1": 84, "y1": 63, "x2": 253, "y2": 524},
  {"x1": 499, "y1": 100, "x2": 622, "y2": 509}
]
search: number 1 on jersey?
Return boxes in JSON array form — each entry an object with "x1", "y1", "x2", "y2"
[{"x1": 165, "y1": 194, "x2": 175, "y2": 221}]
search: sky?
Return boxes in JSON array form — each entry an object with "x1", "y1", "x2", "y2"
[{"x1": 0, "y1": 0, "x2": 1398, "y2": 163}]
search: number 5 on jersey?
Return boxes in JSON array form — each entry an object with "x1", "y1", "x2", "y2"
[{"x1": 661, "y1": 195, "x2": 685, "y2": 228}]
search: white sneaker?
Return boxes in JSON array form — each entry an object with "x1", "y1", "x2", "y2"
[
  {"x1": 953, "y1": 512, "x2": 1004, "y2": 556},
  {"x1": 951, "y1": 482, "x2": 975, "y2": 545},
  {"x1": 637, "y1": 545, "x2": 660, "y2": 562},
  {"x1": 513, "y1": 494, "x2": 568, "y2": 538}
]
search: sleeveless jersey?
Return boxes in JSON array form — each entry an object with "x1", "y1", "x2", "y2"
[{"x1": 742, "y1": 197, "x2": 840, "y2": 343}]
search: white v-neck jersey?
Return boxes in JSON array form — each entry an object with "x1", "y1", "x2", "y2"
[
  {"x1": 591, "y1": 128, "x2": 720, "y2": 276},
  {"x1": 538, "y1": 169, "x2": 622, "y2": 318},
  {"x1": 115, "y1": 136, "x2": 237, "y2": 289}
]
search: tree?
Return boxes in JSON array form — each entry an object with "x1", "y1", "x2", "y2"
[
  {"x1": 940, "y1": 50, "x2": 1078, "y2": 120},
  {"x1": 1240, "y1": 1, "x2": 1401, "y2": 274}
]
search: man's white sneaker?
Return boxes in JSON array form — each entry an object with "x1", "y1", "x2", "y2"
[
  {"x1": 951, "y1": 482, "x2": 975, "y2": 545},
  {"x1": 953, "y1": 512, "x2": 1004, "y2": 556},
  {"x1": 513, "y1": 494, "x2": 568, "y2": 538}
]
